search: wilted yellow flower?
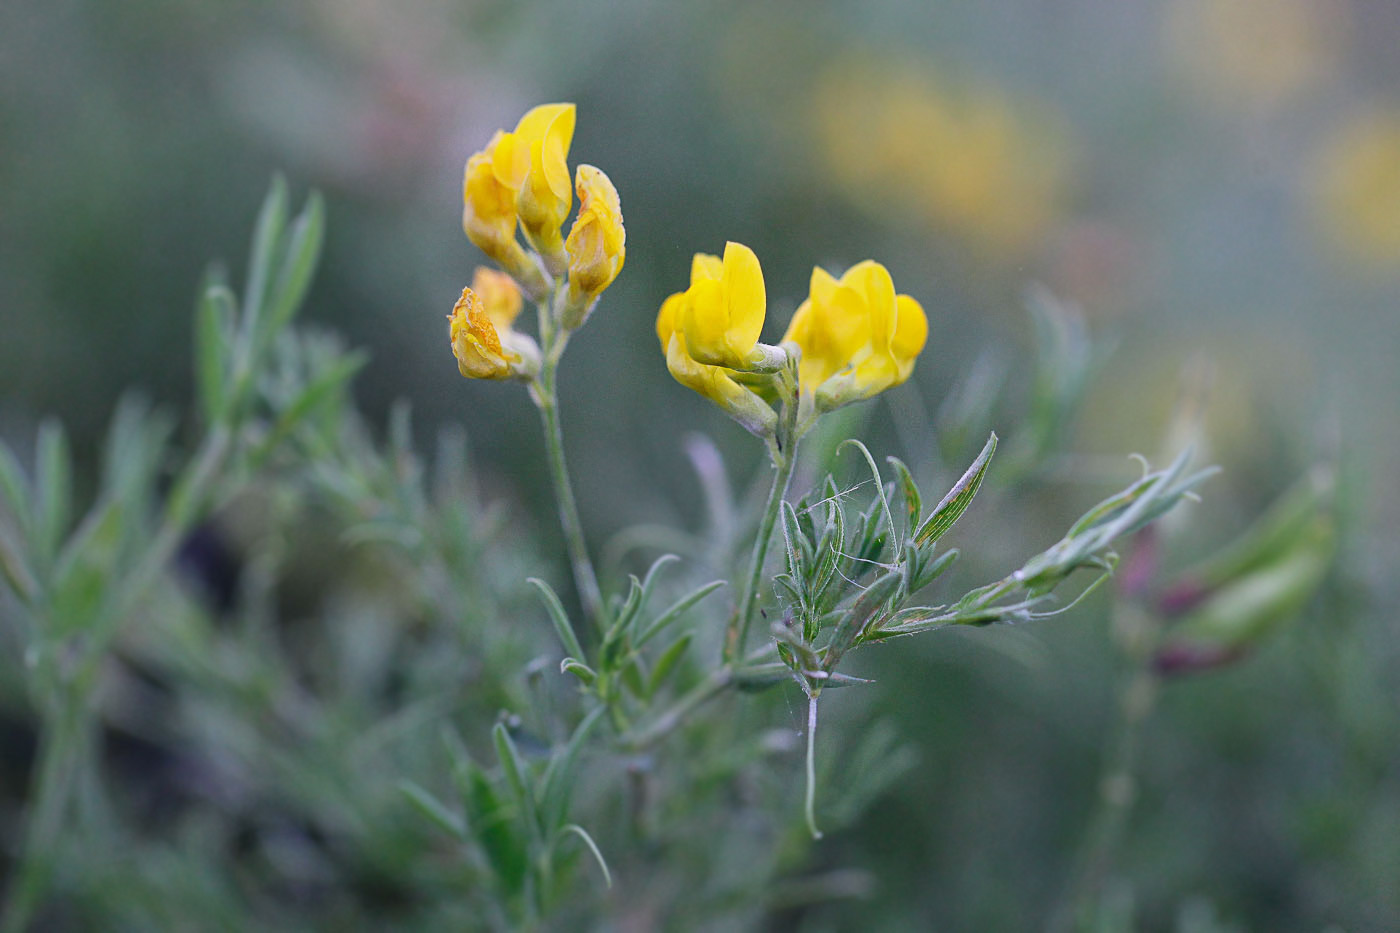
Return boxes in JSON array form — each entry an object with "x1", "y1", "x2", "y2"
[
  {"x1": 562, "y1": 165, "x2": 626, "y2": 325},
  {"x1": 656, "y1": 253, "x2": 777, "y2": 437},
  {"x1": 448, "y1": 270, "x2": 539, "y2": 381},
  {"x1": 783, "y1": 261, "x2": 927, "y2": 410},
  {"x1": 470, "y1": 266, "x2": 523, "y2": 327},
  {"x1": 462, "y1": 104, "x2": 576, "y2": 287}
]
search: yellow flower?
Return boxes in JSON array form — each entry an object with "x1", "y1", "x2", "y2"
[
  {"x1": 462, "y1": 137, "x2": 520, "y2": 264},
  {"x1": 783, "y1": 260, "x2": 927, "y2": 409},
  {"x1": 461, "y1": 104, "x2": 576, "y2": 288},
  {"x1": 1313, "y1": 109, "x2": 1400, "y2": 268},
  {"x1": 448, "y1": 269, "x2": 538, "y2": 380},
  {"x1": 562, "y1": 165, "x2": 626, "y2": 325},
  {"x1": 676, "y1": 241, "x2": 769, "y2": 370},
  {"x1": 515, "y1": 104, "x2": 576, "y2": 268},
  {"x1": 656, "y1": 253, "x2": 777, "y2": 437}
]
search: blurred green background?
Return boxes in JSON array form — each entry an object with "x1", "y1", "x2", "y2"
[{"x1": 3, "y1": 0, "x2": 1398, "y2": 928}]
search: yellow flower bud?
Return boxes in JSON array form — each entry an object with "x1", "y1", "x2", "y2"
[
  {"x1": 448, "y1": 276, "x2": 539, "y2": 381},
  {"x1": 515, "y1": 104, "x2": 576, "y2": 272},
  {"x1": 563, "y1": 165, "x2": 625, "y2": 326},
  {"x1": 782, "y1": 260, "x2": 927, "y2": 410},
  {"x1": 656, "y1": 257, "x2": 777, "y2": 437}
]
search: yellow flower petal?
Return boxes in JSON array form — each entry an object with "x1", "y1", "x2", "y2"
[{"x1": 679, "y1": 241, "x2": 767, "y2": 369}]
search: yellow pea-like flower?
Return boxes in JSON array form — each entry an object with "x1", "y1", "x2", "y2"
[
  {"x1": 562, "y1": 165, "x2": 626, "y2": 326},
  {"x1": 656, "y1": 254, "x2": 777, "y2": 437},
  {"x1": 462, "y1": 104, "x2": 576, "y2": 289},
  {"x1": 783, "y1": 260, "x2": 928, "y2": 409},
  {"x1": 679, "y1": 241, "x2": 767, "y2": 370},
  {"x1": 514, "y1": 104, "x2": 576, "y2": 268},
  {"x1": 462, "y1": 136, "x2": 520, "y2": 264},
  {"x1": 448, "y1": 268, "x2": 539, "y2": 381}
]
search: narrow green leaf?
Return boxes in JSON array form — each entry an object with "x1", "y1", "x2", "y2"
[
  {"x1": 35, "y1": 419, "x2": 72, "y2": 563},
  {"x1": 638, "y1": 553, "x2": 679, "y2": 610},
  {"x1": 886, "y1": 456, "x2": 921, "y2": 534},
  {"x1": 0, "y1": 439, "x2": 32, "y2": 534},
  {"x1": 557, "y1": 824, "x2": 612, "y2": 889},
  {"x1": 265, "y1": 191, "x2": 325, "y2": 334},
  {"x1": 646, "y1": 632, "x2": 693, "y2": 698},
  {"x1": 634, "y1": 579, "x2": 726, "y2": 648},
  {"x1": 529, "y1": 577, "x2": 585, "y2": 661},
  {"x1": 560, "y1": 658, "x2": 597, "y2": 685},
  {"x1": 398, "y1": 780, "x2": 466, "y2": 840},
  {"x1": 620, "y1": 654, "x2": 648, "y2": 696},
  {"x1": 780, "y1": 500, "x2": 808, "y2": 581},
  {"x1": 909, "y1": 547, "x2": 959, "y2": 593},
  {"x1": 242, "y1": 175, "x2": 289, "y2": 324},
  {"x1": 603, "y1": 575, "x2": 644, "y2": 652},
  {"x1": 822, "y1": 571, "x2": 902, "y2": 672},
  {"x1": 915, "y1": 432, "x2": 997, "y2": 546},
  {"x1": 0, "y1": 525, "x2": 36, "y2": 603},
  {"x1": 839, "y1": 439, "x2": 896, "y2": 544},
  {"x1": 492, "y1": 722, "x2": 536, "y2": 834},
  {"x1": 462, "y1": 760, "x2": 529, "y2": 893},
  {"x1": 538, "y1": 706, "x2": 605, "y2": 832},
  {"x1": 195, "y1": 284, "x2": 236, "y2": 424},
  {"x1": 251, "y1": 351, "x2": 367, "y2": 463}
]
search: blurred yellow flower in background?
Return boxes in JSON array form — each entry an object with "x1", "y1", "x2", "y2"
[
  {"x1": 811, "y1": 57, "x2": 1072, "y2": 258},
  {"x1": 1164, "y1": 0, "x2": 1348, "y2": 113},
  {"x1": 784, "y1": 260, "x2": 927, "y2": 410},
  {"x1": 1313, "y1": 108, "x2": 1400, "y2": 269}
]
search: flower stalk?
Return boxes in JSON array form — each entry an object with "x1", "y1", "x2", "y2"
[{"x1": 528, "y1": 295, "x2": 603, "y2": 626}]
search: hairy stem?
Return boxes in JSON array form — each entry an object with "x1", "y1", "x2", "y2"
[
  {"x1": 530, "y1": 346, "x2": 603, "y2": 627},
  {"x1": 728, "y1": 449, "x2": 797, "y2": 662},
  {"x1": 805, "y1": 692, "x2": 823, "y2": 840}
]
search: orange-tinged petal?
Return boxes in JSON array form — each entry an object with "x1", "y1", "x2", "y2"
[
  {"x1": 449, "y1": 286, "x2": 517, "y2": 380},
  {"x1": 471, "y1": 267, "x2": 523, "y2": 331}
]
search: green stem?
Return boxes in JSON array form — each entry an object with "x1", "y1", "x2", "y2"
[
  {"x1": 618, "y1": 663, "x2": 735, "y2": 750},
  {"x1": 728, "y1": 448, "x2": 797, "y2": 662},
  {"x1": 2, "y1": 424, "x2": 233, "y2": 930},
  {"x1": 1, "y1": 697, "x2": 86, "y2": 933},
  {"x1": 1052, "y1": 605, "x2": 1162, "y2": 933},
  {"x1": 529, "y1": 305, "x2": 603, "y2": 627},
  {"x1": 804, "y1": 692, "x2": 823, "y2": 840}
]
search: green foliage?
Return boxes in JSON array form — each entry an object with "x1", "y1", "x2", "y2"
[{"x1": 0, "y1": 185, "x2": 1350, "y2": 933}]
